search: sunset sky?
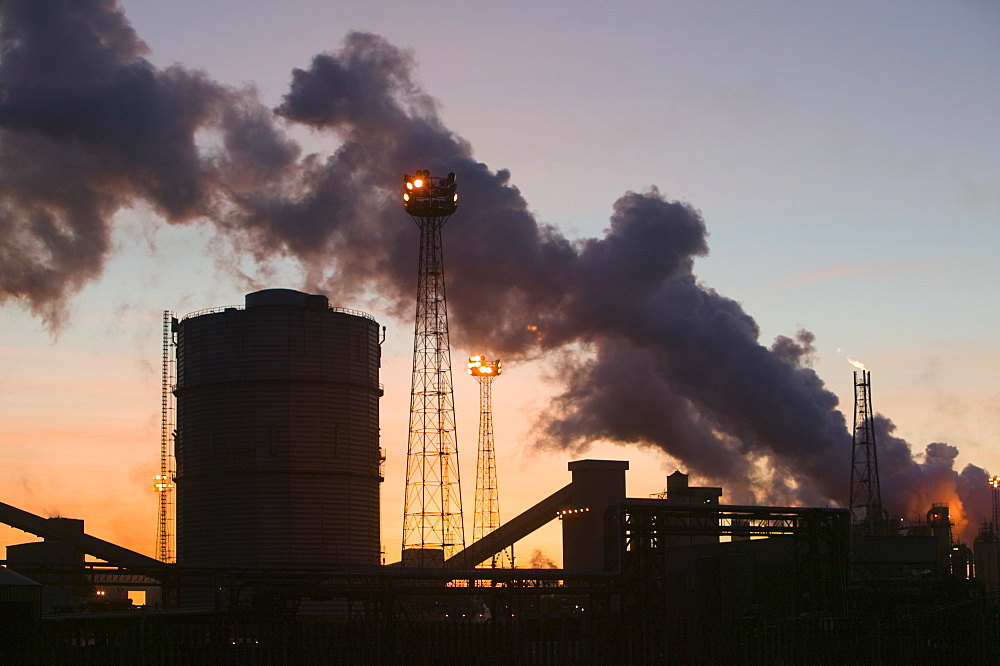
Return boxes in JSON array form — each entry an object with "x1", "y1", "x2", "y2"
[{"x1": 1, "y1": 1, "x2": 998, "y2": 565}]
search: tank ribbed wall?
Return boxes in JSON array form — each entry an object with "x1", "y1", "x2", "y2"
[{"x1": 175, "y1": 289, "x2": 382, "y2": 567}]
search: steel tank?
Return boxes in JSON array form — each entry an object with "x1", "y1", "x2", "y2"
[{"x1": 174, "y1": 289, "x2": 383, "y2": 567}]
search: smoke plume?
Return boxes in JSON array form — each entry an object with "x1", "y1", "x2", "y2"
[
  {"x1": 0, "y1": 0, "x2": 293, "y2": 326},
  {"x1": 0, "y1": 1, "x2": 989, "y2": 541},
  {"x1": 527, "y1": 549, "x2": 559, "y2": 570}
]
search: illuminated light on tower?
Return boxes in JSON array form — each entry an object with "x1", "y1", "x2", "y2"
[
  {"x1": 469, "y1": 355, "x2": 513, "y2": 569},
  {"x1": 401, "y1": 170, "x2": 465, "y2": 566},
  {"x1": 155, "y1": 311, "x2": 177, "y2": 563},
  {"x1": 849, "y1": 365, "x2": 886, "y2": 535},
  {"x1": 990, "y1": 476, "x2": 1000, "y2": 534}
]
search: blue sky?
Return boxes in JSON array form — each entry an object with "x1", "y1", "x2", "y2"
[{"x1": 1, "y1": 1, "x2": 997, "y2": 562}]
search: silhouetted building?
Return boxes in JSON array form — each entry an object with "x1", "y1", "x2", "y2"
[
  {"x1": 664, "y1": 470, "x2": 723, "y2": 546},
  {"x1": 664, "y1": 471, "x2": 722, "y2": 506},
  {"x1": 6, "y1": 518, "x2": 88, "y2": 610},
  {"x1": 561, "y1": 460, "x2": 628, "y2": 570},
  {"x1": 974, "y1": 527, "x2": 999, "y2": 592},
  {"x1": 0, "y1": 566, "x2": 41, "y2": 664},
  {"x1": 174, "y1": 289, "x2": 383, "y2": 568}
]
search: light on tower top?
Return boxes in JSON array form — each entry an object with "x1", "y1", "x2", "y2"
[
  {"x1": 468, "y1": 355, "x2": 502, "y2": 377},
  {"x1": 153, "y1": 474, "x2": 174, "y2": 492},
  {"x1": 402, "y1": 170, "x2": 458, "y2": 217},
  {"x1": 989, "y1": 476, "x2": 1000, "y2": 489}
]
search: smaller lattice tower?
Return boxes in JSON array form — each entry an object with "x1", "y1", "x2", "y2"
[
  {"x1": 469, "y1": 356, "x2": 513, "y2": 568},
  {"x1": 849, "y1": 368, "x2": 885, "y2": 535},
  {"x1": 155, "y1": 311, "x2": 177, "y2": 563},
  {"x1": 990, "y1": 476, "x2": 1000, "y2": 534}
]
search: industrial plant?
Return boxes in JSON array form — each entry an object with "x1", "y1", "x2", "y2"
[{"x1": 2, "y1": 173, "x2": 999, "y2": 664}]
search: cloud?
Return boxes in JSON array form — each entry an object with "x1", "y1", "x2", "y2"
[{"x1": 0, "y1": 0, "x2": 988, "y2": 541}]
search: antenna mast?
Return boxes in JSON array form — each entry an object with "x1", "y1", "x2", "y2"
[
  {"x1": 849, "y1": 369, "x2": 885, "y2": 535},
  {"x1": 401, "y1": 170, "x2": 465, "y2": 566},
  {"x1": 155, "y1": 311, "x2": 177, "y2": 562},
  {"x1": 990, "y1": 476, "x2": 1000, "y2": 534},
  {"x1": 469, "y1": 356, "x2": 512, "y2": 568}
]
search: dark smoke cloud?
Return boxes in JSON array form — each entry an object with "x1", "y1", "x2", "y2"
[
  {"x1": 0, "y1": 0, "x2": 286, "y2": 326},
  {"x1": 0, "y1": 1, "x2": 989, "y2": 541}
]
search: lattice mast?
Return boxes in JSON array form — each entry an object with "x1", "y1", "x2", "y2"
[
  {"x1": 469, "y1": 356, "x2": 513, "y2": 568},
  {"x1": 155, "y1": 311, "x2": 177, "y2": 562},
  {"x1": 990, "y1": 476, "x2": 1000, "y2": 534},
  {"x1": 401, "y1": 171, "x2": 465, "y2": 565},
  {"x1": 849, "y1": 369, "x2": 885, "y2": 535}
]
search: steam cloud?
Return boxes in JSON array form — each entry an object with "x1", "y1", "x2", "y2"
[
  {"x1": 527, "y1": 549, "x2": 559, "y2": 569},
  {"x1": 0, "y1": 1, "x2": 989, "y2": 540}
]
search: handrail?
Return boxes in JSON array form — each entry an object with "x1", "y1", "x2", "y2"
[
  {"x1": 181, "y1": 305, "x2": 242, "y2": 320},
  {"x1": 181, "y1": 304, "x2": 376, "y2": 322}
]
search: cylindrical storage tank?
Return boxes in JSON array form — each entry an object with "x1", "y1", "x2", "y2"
[
  {"x1": 974, "y1": 530, "x2": 999, "y2": 593},
  {"x1": 174, "y1": 289, "x2": 383, "y2": 567}
]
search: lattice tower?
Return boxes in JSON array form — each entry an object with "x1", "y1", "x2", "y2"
[
  {"x1": 469, "y1": 356, "x2": 513, "y2": 568},
  {"x1": 401, "y1": 171, "x2": 465, "y2": 565},
  {"x1": 849, "y1": 369, "x2": 885, "y2": 535},
  {"x1": 155, "y1": 311, "x2": 177, "y2": 562},
  {"x1": 990, "y1": 476, "x2": 1000, "y2": 534}
]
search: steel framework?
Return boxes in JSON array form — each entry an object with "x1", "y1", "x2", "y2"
[
  {"x1": 155, "y1": 311, "x2": 176, "y2": 563},
  {"x1": 849, "y1": 369, "x2": 885, "y2": 535},
  {"x1": 991, "y1": 476, "x2": 1000, "y2": 534},
  {"x1": 469, "y1": 356, "x2": 513, "y2": 568},
  {"x1": 401, "y1": 171, "x2": 465, "y2": 565},
  {"x1": 612, "y1": 500, "x2": 850, "y2": 615}
]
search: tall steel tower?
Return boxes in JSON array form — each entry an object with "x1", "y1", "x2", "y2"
[
  {"x1": 849, "y1": 369, "x2": 885, "y2": 535},
  {"x1": 990, "y1": 476, "x2": 1000, "y2": 534},
  {"x1": 469, "y1": 355, "x2": 513, "y2": 568},
  {"x1": 154, "y1": 311, "x2": 177, "y2": 563},
  {"x1": 401, "y1": 170, "x2": 465, "y2": 566}
]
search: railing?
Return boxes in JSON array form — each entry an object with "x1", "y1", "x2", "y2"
[
  {"x1": 332, "y1": 306, "x2": 377, "y2": 321},
  {"x1": 181, "y1": 305, "x2": 242, "y2": 320},
  {"x1": 181, "y1": 304, "x2": 376, "y2": 322}
]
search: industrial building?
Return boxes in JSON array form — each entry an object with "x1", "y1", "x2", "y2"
[
  {"x1": 3, "y1": 458, "x2": 998, "y2": 662},
  {"x1": 173, "y1": 289, "x2": 384, "y2": 571},
  {"x1": 2, "y1": 286, "x2": 999, "y2": 663}
]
